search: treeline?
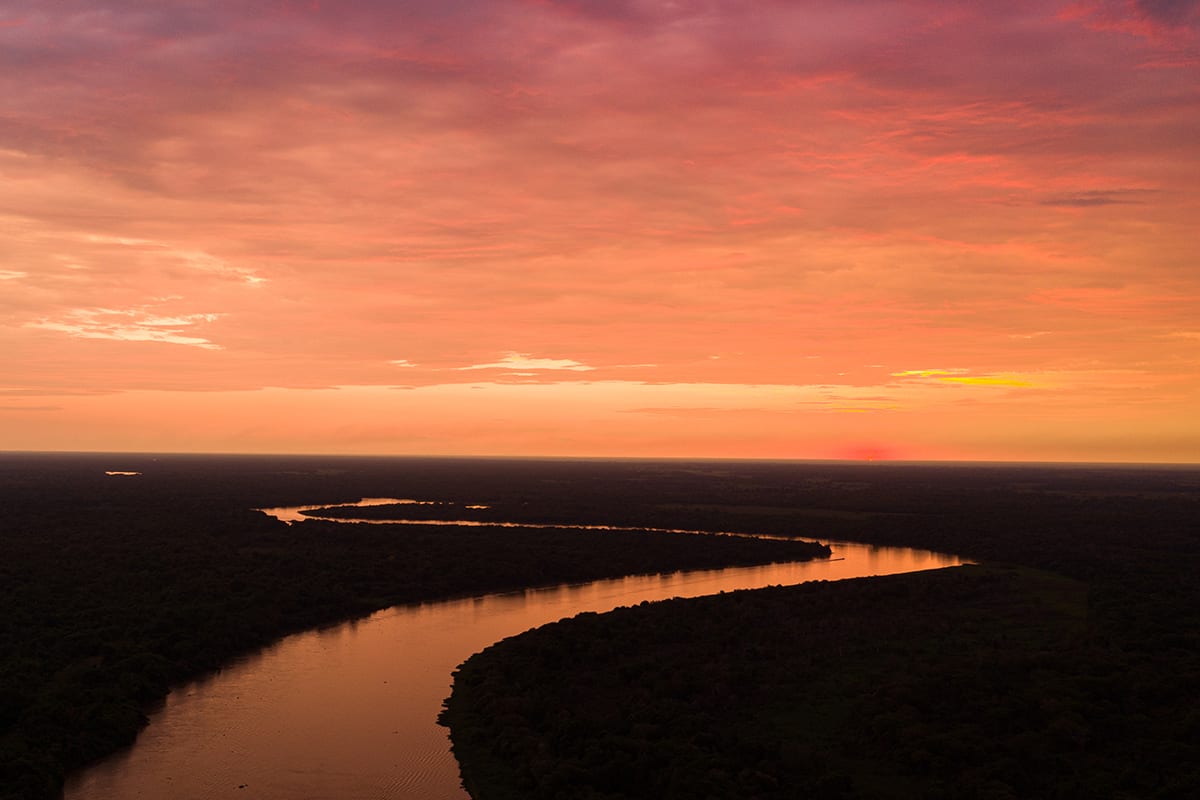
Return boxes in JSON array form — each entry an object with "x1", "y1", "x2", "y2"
[
  {"x1": 441, "y1": 466, "x2": 1200, "y2": 798},
  {"x1": 443, "y1": 566, "x2": 1104, "y2": 799},
  {"x1": 0, "y1": 455, "x2": 827, "y2": 800}
]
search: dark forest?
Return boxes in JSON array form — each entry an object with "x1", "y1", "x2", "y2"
[{"x1": 1, "y1": 454, "x2": 1197, "y2": 798}]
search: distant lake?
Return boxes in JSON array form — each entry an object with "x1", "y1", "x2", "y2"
[{"x1": 65, "y1": 503, "x2": 963, "y2": 800}]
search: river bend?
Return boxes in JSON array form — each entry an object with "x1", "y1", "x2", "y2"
[{"x1": 65, "y1": 502, "x2": 963, "y2": 799}]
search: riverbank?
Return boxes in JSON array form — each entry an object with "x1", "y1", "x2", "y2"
[
  {"x1": 66, "y1": 546, "x2": 955, "y2": 799},
  {"x1": 0, "y1": 454, "x2": 829, "y2": 800},
  {"x1": 442, "y1": 565, "x2": 1091, "y2": 799},
  {"x1": 440, "y1": 465, "x2": 1200, "y2": 798}
]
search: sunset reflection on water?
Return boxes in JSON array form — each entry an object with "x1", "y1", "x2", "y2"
[{"x1": 66, "y1": 506, "x2": 963, "y2": 800}]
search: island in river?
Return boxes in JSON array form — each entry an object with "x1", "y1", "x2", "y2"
[{"x1": 1, "y1": 454, "x2": 1198, "y2": 798}]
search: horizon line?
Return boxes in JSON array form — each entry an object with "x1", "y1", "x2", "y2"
[{"x1": 3, "y1": 449, "x2": 1198, "y2": 469}]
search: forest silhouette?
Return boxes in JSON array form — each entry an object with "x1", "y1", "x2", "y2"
[{"x1": 1, "y1": 454, "x2": 1197, "y2": 798}]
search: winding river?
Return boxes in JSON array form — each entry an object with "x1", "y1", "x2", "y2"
[{"x1": 64, "y1": 501, "x2": 964, "y2": 800}]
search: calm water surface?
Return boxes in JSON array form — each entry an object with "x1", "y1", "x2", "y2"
[{"x1": 65, "y1": 503, "x2": 963, "y2": 800}]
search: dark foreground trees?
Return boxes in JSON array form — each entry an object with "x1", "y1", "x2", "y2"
[
  {"x1": 2, "y1": 455, "x2": 1197, "y2": 798},
  {"x1": 0, "y1": 454, "x2": 827, "y2": 800},
  {"x1": 440, "y1": 465, "x2": 1200, "y2": 799},
  {"x1": 444, "y1": 566, "x2": 1136, "y2": 798}
]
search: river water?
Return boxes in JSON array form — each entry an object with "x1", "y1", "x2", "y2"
[{"x1": 64, "y1": 503, "x2": 963, "y2": 800}]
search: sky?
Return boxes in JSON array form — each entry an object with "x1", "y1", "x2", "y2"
[{"x1": 2, "y1": 0, "x2": 1198, "y2": 462}]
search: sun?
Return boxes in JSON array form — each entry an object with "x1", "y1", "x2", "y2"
[{"x1": 839, "y1": 443, "x2": 897, "y2": 462}]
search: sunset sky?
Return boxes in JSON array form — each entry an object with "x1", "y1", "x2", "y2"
[{"x1": 2, "y1": 0, "x2": 1198, "y2": 462}]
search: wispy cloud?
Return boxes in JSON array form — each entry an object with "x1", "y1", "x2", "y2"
[
  {"x1": 77, "y1": 234, "x2": 267, "y2": 286},
  {"x1": 1039, "y1": 189, "x2": 1156, "y2": 207},
  {"x1": 939, "y1": 375, "x2": 1035, "y2": 388},
  {"x1": 26, "y1": 307, "x2": 223, "y2": 349},
  {"x1": 890, "y1": 369, "x2": 970, "y2": 379},
  {"x1": 891, "y1": 369, "x2": 1036, "y2": 388},
  {"x1": 458, "y1": 353, "x2": 595, "y2": 372}
]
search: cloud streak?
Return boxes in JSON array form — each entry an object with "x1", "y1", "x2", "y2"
[
  {"x1": 458, "y1": 353, "x2": 596, "y2": 372},
  {"x1": 26, "y1": 308, "x2": 223, "y2": 349}
]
